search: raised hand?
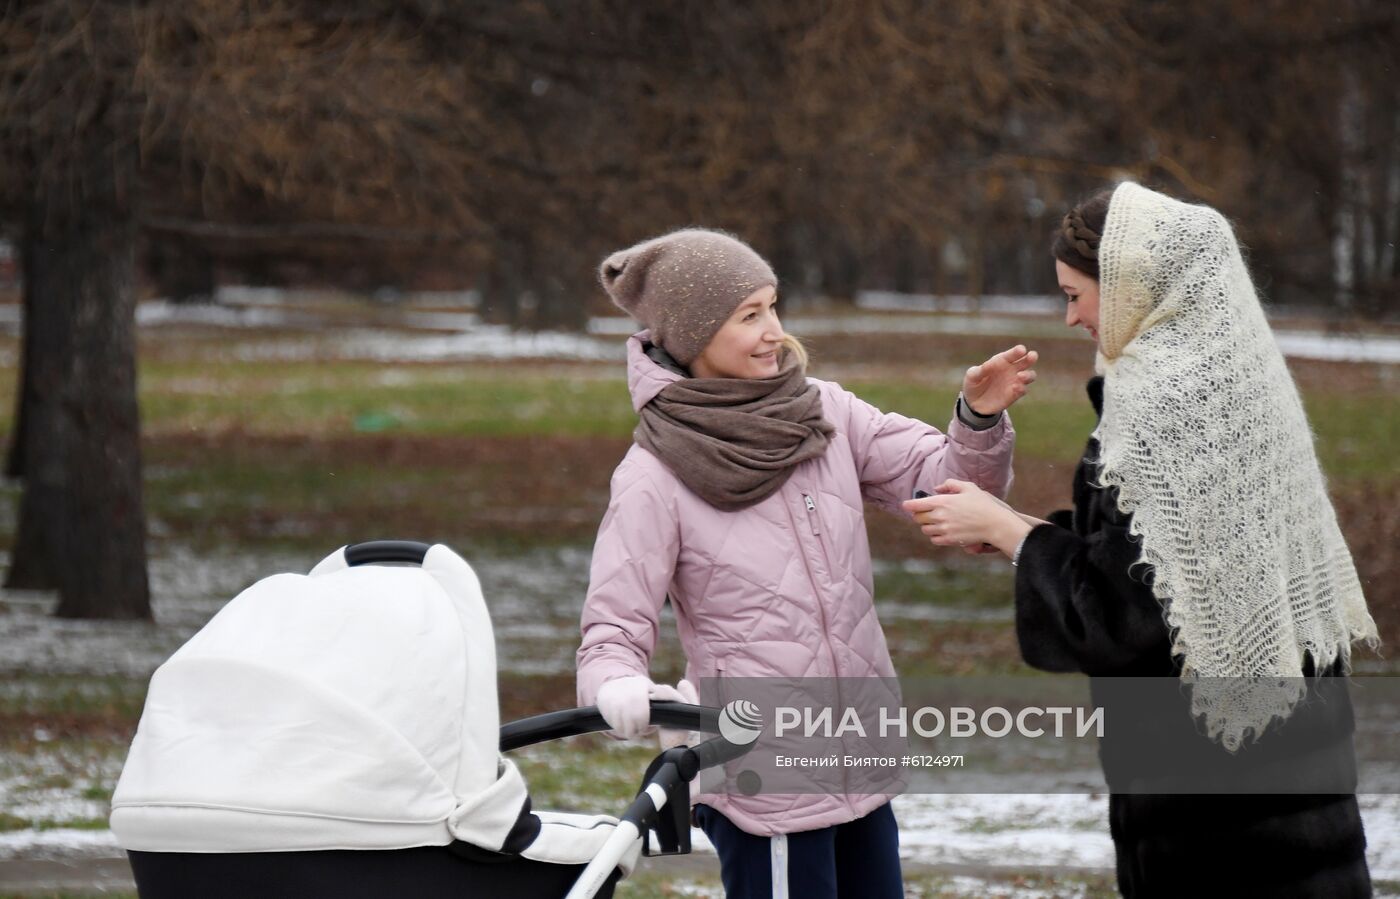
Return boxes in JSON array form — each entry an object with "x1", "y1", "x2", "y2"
[{"x1": 962, "y1": 345, "x2": 1038, "y2": 415}]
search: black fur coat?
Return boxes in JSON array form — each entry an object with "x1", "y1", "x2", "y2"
[{"x1": 1013, "y1": 377, "x2": 1371, "y2": 898}]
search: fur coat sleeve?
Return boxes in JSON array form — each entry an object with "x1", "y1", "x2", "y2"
[{"x1": 1013, "y1": 462, "x2": 1176, "y2": 675}]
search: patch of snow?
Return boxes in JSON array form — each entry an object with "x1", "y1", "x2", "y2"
[
  {"x1": 1362, "y1": 794, "x2": 1400, "y2": 881},
  {"x1": 335, "y1": 326, "x2": 621, "y2": 363},
  {"x1": 214, "y1": 328, "x2": 621, "y2": 363},
  {"x1": 136, "y1": 300, "x2": 297, "y2": 329},
  {"x1": 0, "y1": 829, "x2": 119, "y2": 860},
  {"x1": 1274, "y1": 331, "x2": 1400, "y2": 365},
  {"x1": 588, "y1": 317, "x2": 640, "y2": 337},
  {"x1": 0, "y1": 745, "x2": 124, "y2": 830}
]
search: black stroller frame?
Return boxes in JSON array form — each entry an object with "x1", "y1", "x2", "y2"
[{"x1": 503, "y1": 701, "x2": 750, "y2": 899}]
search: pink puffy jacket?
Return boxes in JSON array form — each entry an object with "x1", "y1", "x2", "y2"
[{"x1": 576, "y1": 333, "x2": 1015, "y2": 835}]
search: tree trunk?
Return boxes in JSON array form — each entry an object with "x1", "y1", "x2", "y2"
[
  {"x1": 7, "y1": 135, "x2": 151, "y2": 620},
  {"x1": 6, "y1": 237, "x2": 36, "y2": 479},
  {"x1": 5, "y1": 234, "x2": 57, "y2": 591}
]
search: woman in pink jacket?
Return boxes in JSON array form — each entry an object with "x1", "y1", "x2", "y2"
[{"x1": 576, "y1": 228, "x2": 1034, "y2": 898}]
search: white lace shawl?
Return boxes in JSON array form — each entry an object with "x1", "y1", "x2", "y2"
[{"x1": 1093, "y1": 181, "x2": 1378, "y2": 750}]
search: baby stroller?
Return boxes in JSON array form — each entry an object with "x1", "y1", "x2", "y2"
[{"x1": 110, "y1": 541, "x2": 750, "y2": 899}]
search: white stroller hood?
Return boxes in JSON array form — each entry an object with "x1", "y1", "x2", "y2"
[{"x1": 111, "y1": 545, "x2": 637, "y2": 873}]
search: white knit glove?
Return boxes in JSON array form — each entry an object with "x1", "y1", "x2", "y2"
[
  {"x1": 597, "y1": 676, "x2": 697, "y2": 741},
  {"x1": 595, "y1": 675, "x2": 661, "y2": 740}
]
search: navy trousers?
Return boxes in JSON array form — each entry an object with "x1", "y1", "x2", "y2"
[{"x1": 694, "y1": 801, "x2": 903, "y2": 899}]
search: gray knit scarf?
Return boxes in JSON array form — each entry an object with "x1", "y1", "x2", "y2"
[{"x1": 636, "y1": 347, "x2": 834, "y2": 511}]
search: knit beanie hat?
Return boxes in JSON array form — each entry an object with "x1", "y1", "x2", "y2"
[{"x1": 599, "y1": 228, "x2": 777, "y2": 366}]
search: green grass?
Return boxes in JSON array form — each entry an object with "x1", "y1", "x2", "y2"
[
  {"x1": 876, "y1": 564, "x2": 1018, "y2": 611},
  {"x1": 1301, "y1": 391, "x2": 1400, "y2": 481},
  {"x1": 0, "y1": 676, "x2": 148, "y2": 721},
  {"x1": 134, "y1": 360, "x2": 640, "y2": 439},
  {"x1": 4, "y1": 351, "x2": 1393, "y2": 480},
  {"x1": 0, "y1": 811, "x2": 29, "y2": 832}
]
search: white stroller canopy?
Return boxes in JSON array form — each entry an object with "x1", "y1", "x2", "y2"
[{"x1": 111, "y1": 544, "x2": 637, "y2": 873}]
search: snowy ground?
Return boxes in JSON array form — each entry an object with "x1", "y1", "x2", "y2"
[{"x1": 3, "y1": 546, "x2": 1400, "y2": 893}]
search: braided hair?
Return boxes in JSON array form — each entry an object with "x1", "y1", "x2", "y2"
[{"x1": 1051, "y1": 189, "x2": 1113, "y2": 279}]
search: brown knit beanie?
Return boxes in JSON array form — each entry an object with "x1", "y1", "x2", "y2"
[{"x1": 599, "y1": 228, "x2": 778, "y2": 366}]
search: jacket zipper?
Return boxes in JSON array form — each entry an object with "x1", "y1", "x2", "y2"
[
  {"x1": 803, "y1": 493, "x2": 835, "y2": 573},
  {"x1": 785, "y1": 488, "x2": 855, "y2": 814}
]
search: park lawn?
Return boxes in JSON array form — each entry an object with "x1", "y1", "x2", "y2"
[
  {"x1": 105, "y1": 360, "x2": 1396, "y2": 559},
  {"x1": 0, "y1": 349, "x2": 1393, "y2": 481},
  {"x1": 134, "y1": 359, "x2": 641, "y2": 440},
  {"x1": 3, "y1": 354, "x2": 1392, "y2": 471},
  {"x1": 130, "y1": 361, "x2": 1400, "y2": 483}
]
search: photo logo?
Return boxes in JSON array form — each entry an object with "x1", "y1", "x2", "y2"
[{"x1": 719, "y1": 699, "x2": 764, "y2": 745}]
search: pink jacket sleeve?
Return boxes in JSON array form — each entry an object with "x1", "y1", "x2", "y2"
[
  {"x1": 826, "y1": 382, "x2": 1016, "y2": 516},
  {"x1": 575, "y1": 454, "x2": 680, "y2": 707}
]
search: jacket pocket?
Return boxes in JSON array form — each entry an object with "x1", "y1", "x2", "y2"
[{"x1": 695, "y1": 653, "x2": 729, "y2": 710}]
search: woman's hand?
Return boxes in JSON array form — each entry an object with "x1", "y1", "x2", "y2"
[
  {"x1": 597, "y1": 676, "x2": 697, "y2": 741},
  {"x1": 901, "y1": 479, "x2": 1033, "y2": 558},
  {"x1": 962, "y1": 345, "x2": 1038, "y2": 415}
]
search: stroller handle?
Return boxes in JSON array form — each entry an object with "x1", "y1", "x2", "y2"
[
  {"x1": 500, "y1": 701, "x2": 721, "y2": 752},
  {"x1": 344, "y1": 540, "x2": 431, "y2": 566}
]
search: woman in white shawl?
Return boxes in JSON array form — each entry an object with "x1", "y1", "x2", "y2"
[{"x1": 904, "y1": 182, "x2": 1379, "y2": 898}]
